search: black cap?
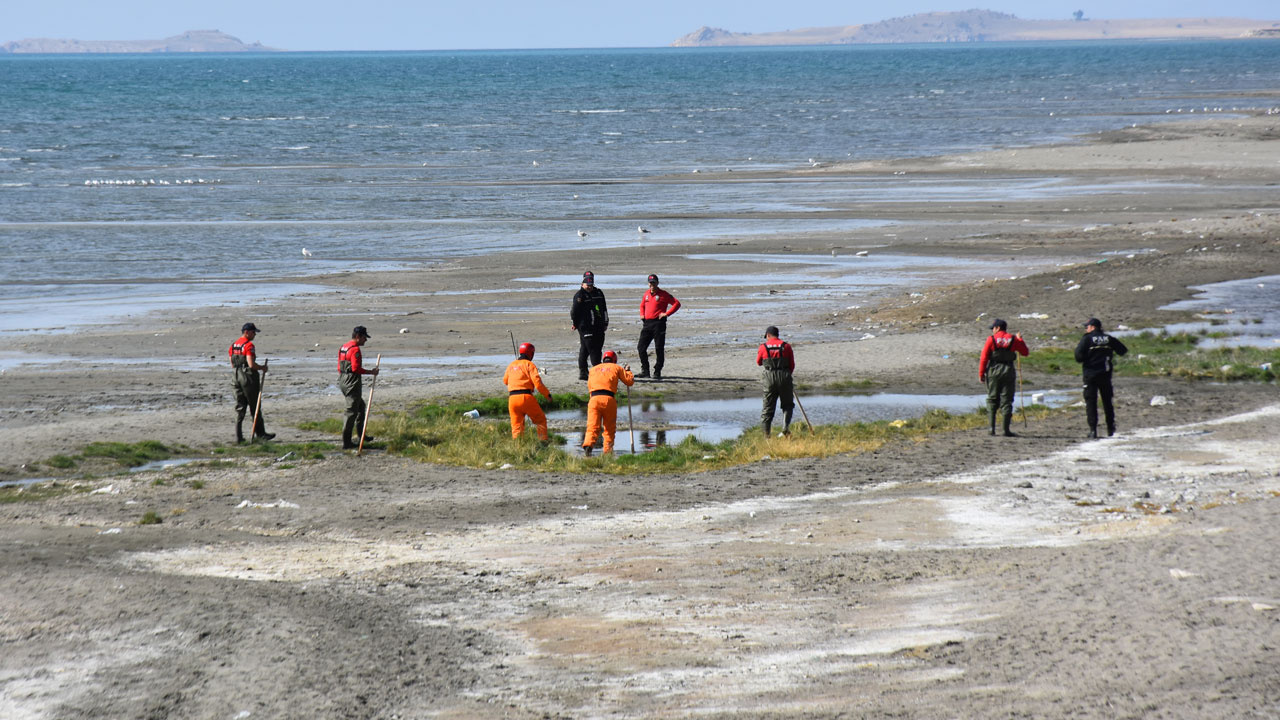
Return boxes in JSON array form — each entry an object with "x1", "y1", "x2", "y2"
[
  {"x1": 1085, "y1": 318, "x2": 1103, "y2": 330},
  {"x1": 582, "y1": 271, "x2": 595, "y2": 285},
  {"x1": 353, "y1": 325, "x2": 370, "y2": 338},
  {"x1": 647, "y1": 273, "x2": 659, "y2": 285},
  {"x1": 241, "y1": 322, "x2": 259, "y2": 333},
  {"x1": 990, "y1": 318, "x2": 1007, "y2": 330}
]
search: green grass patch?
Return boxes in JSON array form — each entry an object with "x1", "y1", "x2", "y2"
[
  {"x1": 817, "y1": 378, "x2": 876, "y2": 392},
  {"x1": 81, "y1": 440, "x2": 182, "y2": 467},
  {"x1": 211, "y1": 441, "x2": 336, "y2": 457},
  {"x1": 0, "y1": 482, "x2": 85, "y2": 504},
  {"x1": 375, "y1": 403, "x2": 1056, "y2": 475},
  {"x1": 297, "y1": 417, "x2": 344, "y2": 433},
  {"x1": 45, "y1": 454, "x2": 79, "y2": 470},
  {"x1": 1021, "y1": 331, "x2": 1280, "y2": 382},
  {"x1": 411, "y1": 393, "x2": 589, "y2": 422},
  {"x1": 138, "y1": 510, "x2": 163, "y2": 525}
]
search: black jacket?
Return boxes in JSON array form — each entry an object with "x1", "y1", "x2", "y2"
[
  {"x1": 1074, "y1": 330, "x2": 1128, "y2": 378},
  {"x1": 570, "y1": 287, "x2": 609, "y2": 333}
]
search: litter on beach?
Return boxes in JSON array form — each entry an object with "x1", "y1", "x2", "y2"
[
  {"x1": 1150, "y1": 396, "x2": 1173, "y2": 406},
  {"x1": 1168, "y1": 568, "x2": 1198, "y2": 579}
]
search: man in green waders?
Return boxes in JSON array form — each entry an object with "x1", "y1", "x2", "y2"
[
  {"x1": 978, "y1": 318, "x2": 1029, "y2": 437},
  {"x1": 756, "y1": 326, "x2": 796, "y2": 437},
  {"x1": 228, "y1": 322, "x2": 274, "y2": 443},
  {"x1": 338, "y1": 326, "x2": 380, "y2": 449}
]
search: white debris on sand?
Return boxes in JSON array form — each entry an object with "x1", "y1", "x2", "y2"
[
  {"x1": 237, "y1": 499, "x2": 300, "y2": 509},
  {"x1": 1150, "y1": 396, "x2": 1172, "y2": 406}
]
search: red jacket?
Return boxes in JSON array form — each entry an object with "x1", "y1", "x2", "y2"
[
  {"x1": 640, "y1": 288, "x2": 681, "y2": 320},
  {"x1": 979, "y1": 330, "x2": 1029, "y2": 378},
  {"x1": 338, "y1": 340, "x2": 372, "y2": 375},
  {"x1": 228, "y1": 335, "x2": 257, "y2": 369},
  {"x1": 756, "y1": 337, "x2": 795, "y2": 373}
]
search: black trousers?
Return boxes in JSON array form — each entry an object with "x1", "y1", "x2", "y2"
[
  {"x1": 1083, "y1": 373, "x2": 1116, "y2": 432},
  {"x1": 637, "y1": 318, "x2": 667, "y2": 373},
  {"x1": 577, "y1": 330, "x2": 605, "y2": 376}
]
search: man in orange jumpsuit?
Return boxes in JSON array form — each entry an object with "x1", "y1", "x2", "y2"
[
  {"x1": 503, "y1": 342, "x2": 552, "y2": 441},
  {"x1": 581, "y1": 350, "x2": 634, "y2": 456}
]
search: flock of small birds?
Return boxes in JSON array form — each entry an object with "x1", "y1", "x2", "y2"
[{"x1": 84, "y1": 178, "x2": 217, "y2": 186}]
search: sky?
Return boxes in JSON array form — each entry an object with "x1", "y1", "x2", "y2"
[{"x1": 6, "y1": 1, "x2": 1279, "y2": 50}]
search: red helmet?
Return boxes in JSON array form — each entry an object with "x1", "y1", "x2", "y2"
[
  {"x1": 602, "y1": 350, "x2": 617, "y2": 363},
  {"x1": 517, "y1": 342, "x2": 535, "y2": 359}
]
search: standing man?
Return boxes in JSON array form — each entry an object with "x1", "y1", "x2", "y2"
[
  {"x1": 978, "y1": 318, "x2": 1029, "y2": 437},
  {"x1": 756, "y1": 326, "x2": 796, "y2": 437},
  {"x1": 338, "y1": 326, "x2": 379, "y2": 450},
  {"x1": 503, "y1": 341, "x2": 552, "y2": 441},
  {"x1": 571, "y1": 270, "x2": 609, "y2": 381},
  {"x1": 581, "y1": 350, "x2": 634, "y2": 456},
  {"x1": 637, "y1": 273, "x2": 681, "y2": 380},
  {"x1": 228, "y1": 322, "x2": 273, "y2": 443},
  {"x1": 1075, "y1": 317, "x2": 1128, "y2": 439}
]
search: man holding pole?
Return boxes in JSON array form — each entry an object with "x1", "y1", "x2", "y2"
[
  {"x1": 756, "y1": 326, "x2": 795, "y2": 437},
  {"x1": 228, "y1": 322, "x2": 273, "y2": 443},
  {"x1": 581, "y1": 350, "x2": 634, "y2": 456},
  {"x1": 978, "y1": 318, "x2": 1029, "y2": 437},
  {"x1": 503, "y1": 341, "x2": 552, "y2": 441},
  {"x1": 338, "y1": 326, "x2": 379, "y2": 450}
]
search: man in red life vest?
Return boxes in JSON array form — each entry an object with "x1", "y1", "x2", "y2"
[
  {"x1": 756, "y1": 326, "x2": 795, "y2": 437},
  {"x1": 978, "y1": 318, "x2": 1030, "y2": 437},
  {"x1": 582, "y1": 350, "x2": 634, "y2": 456},
  {"x1": 338, "y1": 326, "x2": 379, "y2": 449},
  {"x1": 636, "y1": 273, "x2": 680, "y2": 380},
  {"x1": 228, "y1": 322, "x2": 273, "y2": 443},
  {"x1": 503, "y1": 342, "x2": 552, "y2": 441}
]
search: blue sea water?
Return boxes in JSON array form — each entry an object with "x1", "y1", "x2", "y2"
[{"x1": 1, "y1": 41, "x2": 1278, "y2": 321}]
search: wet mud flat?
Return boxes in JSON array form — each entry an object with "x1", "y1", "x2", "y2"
[{"x1": 2, "y1": 379, "x2": 1278, "y2": 718}]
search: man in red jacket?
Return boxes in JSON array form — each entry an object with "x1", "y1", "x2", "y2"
[
  {"x1": 338, "y1": 326, "x2": 380, "y2": 449},
  {"x1": 636, "y1": 273, "x2": 680, "y2": 380},
  {"x1": 228, "y1": 322, "x2": 273, "y2": 443},
  {"x1": 756, "y1": 326, "x2": 795, "y2": 437},
  {"x1": 978, "y1": 318, "x2": 1030, "y2": 437}
]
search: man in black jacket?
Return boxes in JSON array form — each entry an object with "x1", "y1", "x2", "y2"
[
  {"x1": 571, "y1": 270, "x2": 609, "y2": 381},
  {"x1": 1074, "y1": 317, "x2": 1128, "y2": 439}
]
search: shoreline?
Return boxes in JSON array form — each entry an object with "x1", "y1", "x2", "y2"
[{"x1": 3, "y1": 111, "x2": 1280, "y2": 718}]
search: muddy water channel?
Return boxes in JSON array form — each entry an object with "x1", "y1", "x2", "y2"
[{"x1": 548, "y1": 390, "x2": 1073, "y2": 452}]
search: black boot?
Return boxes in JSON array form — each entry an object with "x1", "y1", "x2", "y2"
[
  {"x1": 989, "y1": 410, "x2": 997, "y2": 436},
  {"x1": 235, "y1": 419, "x2": 246, "y2": 444},
  {"x1": 342, "y1": 416, "x2": 357, "y2": 450},
  {"x1": 1002, "y1": 413, "x2": 1017, "y2": 437},
  {"x1": 1088, "y1": 427, "x2": 1098, "y2": 439},
  {"x1": 1106, "y1": 424, "x2": 1116, "y2": 437},
  {"x1": 582, "y1": 445, "x2": 593, "y2": 457},
  {"x1": 763, "y1": 422, "x2": 772, "y2": 437}
]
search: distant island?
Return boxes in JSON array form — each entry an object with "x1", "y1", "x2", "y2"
[
  {"x1": 0, "y1": 30, "x2": 280, "y2": 54},
  {"x1": 673, "y1": 10, "x2": 1280, "y2": 46}
]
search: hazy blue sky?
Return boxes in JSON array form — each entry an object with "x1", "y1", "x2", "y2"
[{"x1": 7, "y1": 1, "x2": 1278, "y2": 50}]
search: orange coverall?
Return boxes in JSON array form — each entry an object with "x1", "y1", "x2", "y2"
[
  {"x1": 502, "y1": 358, "x2": 552, "y2": 440},
  {"x1": 582, "y1": 362, "x2": 635, "y2": 453}
]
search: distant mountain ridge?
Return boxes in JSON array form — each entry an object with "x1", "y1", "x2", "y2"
[
  {"x1": 0, "y1": 30, "x2": 280, "y2": 54},
  {"x1": 673, "y1": 10, "x2": 1280, "y2": 46}
]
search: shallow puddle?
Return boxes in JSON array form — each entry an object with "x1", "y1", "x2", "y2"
[
  {"x1": 548, "y1": 390, "x2": 1072, "y2": 452},
  {"x1": 1156, "y1": 274, "x2": 1280, "y2": 348},
  {"x1": 128, "y1": 458, "x2": 203, "y2": 473}
]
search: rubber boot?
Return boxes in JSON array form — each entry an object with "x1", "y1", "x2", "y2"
[
  {"x1": 782, "y1": 423, "x2": 791, "y2": 437},
  {"x1": 1002, "y1": 413, "x2": 1017, "y2": 437},
  {"x1": 1088, "y1": 427, "x2": 1098, "y2": 439},
  {"x1": 582, "y1": 445, "x2": 593, "y2": 457},
  {"x1": 342, "y1": 416, "x2": 357, "y2": 450},
  {"x1": 235, "y1": 419, "x2": 246, "y2": 444},
  {"x1": 989, "y1": 410, "x2": 997, "y2": 436},
  {"x1": 763, "y1": 421, "x2": 772, "y2": 437}
]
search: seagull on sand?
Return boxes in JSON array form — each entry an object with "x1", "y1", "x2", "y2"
[
  {"x1": 577, "y1": 230, "x2": 588, "y2": 239},
  {"x1": 637, "y1": 226, "x2": 650, "y2": 234},
  {"x1": 301, "y1": 248, "x2": 313, "y2": 258}
]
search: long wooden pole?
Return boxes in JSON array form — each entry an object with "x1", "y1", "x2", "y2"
[
  {"x1": 793, "y1": 387, "x2": 813, "y2": 433},
  {"x1": 250, "y1": 365, "x2": 267, "y2": 443},
  {"x1": 626, "y1": 384, "x2": 635, "y2": 454},
  {"x1": 509, "y1": 330, "x2": 518, "y2": 356},
  {"x1": 357, "y1": 354, "x2": 381, "y2": 456},
  {"x1": 1018, "y1": 355, "x2": 1027, "y2": 428}
]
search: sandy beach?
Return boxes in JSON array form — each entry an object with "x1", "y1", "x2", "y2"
[{"x1": 3, "y1": 114, "x2": 1279, "y2": 718}]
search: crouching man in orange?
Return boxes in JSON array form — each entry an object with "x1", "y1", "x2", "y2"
[
  {"x1": 582, "y1": 350, "x2": 634, "y2": 456},
  {"x1": 503, "y1": 342, "x2": 552, "y2": 441}
]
